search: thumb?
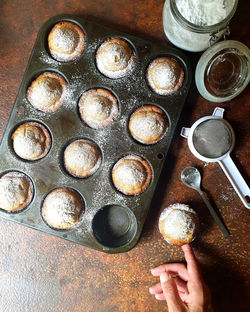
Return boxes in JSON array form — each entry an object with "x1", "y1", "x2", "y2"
[{"x1": 160, "y1": 272, "x2": 186, "y2": 312}]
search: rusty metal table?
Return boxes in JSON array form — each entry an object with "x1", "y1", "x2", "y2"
[{"x1": 0, "y1": 1, "x2": 249, "y2": 311}]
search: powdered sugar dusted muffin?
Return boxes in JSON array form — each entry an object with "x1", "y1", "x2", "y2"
[
  {"x1": 27, "y1": 72, "x2": 67, "y2": 112},
  {"x1": 78, "y1": 88, "x2": 118, "y2": 129},
  {"x1": 64, "y1": 139, "x2": 101, "y2": 178},
  {"x1": 96, "y1": 38, "x2": 135, "y2": 79},
  {"x1": 129, "y1": 105, "x2": 168, "y2": 144},
  {"x1": 42, "y1": 187, "x2": 84, "y2": 230},
  {"x1": 48, "y1": 21, "x2": 85, "y2": 62},
  {"x1": 159, "y1": 203, "x2": 198, "y2": 246},
  {"x1": 0, "y1": 171, "x2": 33, "y2": 212},
  {"x1": 12, "y1": 122, "x2": 51, "y2": 161},
  {"x1": 112, "y1": 155, "x2": 152, "y2": 195},
  {"x1": 147, "y1": 57, "x2": 184, "y2": 95}
]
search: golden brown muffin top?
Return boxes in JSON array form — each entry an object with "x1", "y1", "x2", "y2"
[
  {"x1": 96, "y1": 38, "x2": 135, "y2": 78},
  {"x1": 0, "y1": 171, "x2": 33, "y2": 212},
  {"x1": 147, "y1": 57, "x2": 184, "y2": 95},
  {"x1": 12, "y1": 122, "x2": 51, "y2": 160},
  {"x1": 27, "y1": 72, "x2": 67, "y2": 112},
  {"x1": 159, "y1": 204, "x2": 198, "y2": 246},
  {"x1": 112, "y1": 155, "x2": 152, "y2": 195},
  {"x1": 78, "y1": 88, "x2": 119, "y2": 129},
  {"x1": 129, "y1": 105, "x2": 168, "y2": 144},
  {"x1": 42, "y1": 187, "x2": 84, "y2": 230},
  {"x1": 48, "y1": 21, "x2": 85, "y2": 62},
  {"x1": 64, "y1": 139, "x2": 101, "y2": 178}
]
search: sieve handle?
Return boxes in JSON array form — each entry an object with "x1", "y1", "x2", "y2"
[
  {"x1": 180, "y1": 127, "x2": 190, "y2": 138},
  {"x1": 212, "y1": 107, "x2": 225, "y2": 118},
  {"x1": 219, "y1": 156, "x2": 250, "y2": 209}
]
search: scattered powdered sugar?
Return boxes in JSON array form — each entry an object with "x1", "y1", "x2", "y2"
[
  {"x1": 159, "y1": 203, "x2": 197, "y2": 242},
  {"x1": 39, "y1": 51, "x2": 60, "y2": 66},
  {"x1": 176, "y1": 0, "x2": 228, "y2": 26},
  {"x1": 0, "y1": 171, "x2": 32, "y2": 211},
  {"x1": 96, "y1": 38, "x2": 135, "y2": 79}
]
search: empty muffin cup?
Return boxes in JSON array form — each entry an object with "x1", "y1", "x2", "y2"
[{"x1": 92, "y1": 205, "x2": 137, "y2": 248}]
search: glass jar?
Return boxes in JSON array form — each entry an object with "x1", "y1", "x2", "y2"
[
  {"x1": 195, "y1": 40, "x2": 250, "y2": 102},
  {"x1": 163, "y1": 0, "x2": 238, "y2": 52}
]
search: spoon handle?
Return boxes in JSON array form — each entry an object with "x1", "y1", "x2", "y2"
[{"x1": 198, "y1": 190, "x2": 230, "y2": 238}]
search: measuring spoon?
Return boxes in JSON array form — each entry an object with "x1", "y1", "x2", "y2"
[{"x1": 181, "y1": 167, "x2": 230, "y2": 238}]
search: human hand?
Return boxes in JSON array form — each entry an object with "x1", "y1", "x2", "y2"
[{"x1": 149, "y1": 244, "x2": 212, "y2": 312}]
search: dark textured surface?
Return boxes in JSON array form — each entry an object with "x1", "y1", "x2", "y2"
[{"x1": 0, "y1": 1, "x2": 249, "y2": 311}]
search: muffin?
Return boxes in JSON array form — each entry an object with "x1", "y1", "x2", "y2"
[
  {"x1": 42, "y1": 187, "x2": 84, "y2": 230},
  {"x1": 112, "y1": 155, "x2": 152, "y2": 195},
  {"x1": 78, "y1": 88, "x2": 118, "y2": 129},
  {"x1": 48, "y1": 21, "x2": 85, "y2": 62},
  {"x1": 96, "y1": 38, "x2": 135, "y2": 79},
  {"x1": 147, "y1": 57, "x2": 184, "y2": 95},
  {"x1": 12, "y1": 122, "x2": 51, "y2": 161},
  {"x1": 129, "y1": 105, "x2": 168, "y2": 144},
  {"x1": 0, "y1": 171, "x2": 33, "y2": 212},
  {"x1": 159, "y1": 203, "x2": 198, "y2": 246},
  {"x1": 27, "y1": 72, "x2": 67, "y2": 112},
  {"x1": 64, "y1": 139, "x2": 101, "y2": 178}
]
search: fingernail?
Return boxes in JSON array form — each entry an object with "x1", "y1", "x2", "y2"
[
  {"x1": 151, "y1": 269, "x2": 155, "y2": 275},
  {"x1": 160, "y1": 272, "x2": 169, "y2": 283},
  {"x1": 149, "y1": 287, "x2": 153, "y2": 294},
  {"x1": 155, "y1": 294, "x2": 161, "y2": 300}
]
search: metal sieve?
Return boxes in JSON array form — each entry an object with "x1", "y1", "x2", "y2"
[{"x1": 181, "y1": 107, "x2": 250, "y2": 208}]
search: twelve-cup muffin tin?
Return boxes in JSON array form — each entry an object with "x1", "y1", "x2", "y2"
[{"x1": 0, "y1": 14, "x2": 192, "y2": 253}]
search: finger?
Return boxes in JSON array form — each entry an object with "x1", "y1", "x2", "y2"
[
  {"x1": 173, "y1": 277, "x2": 188, "y2": 295},
  {"x1": 160, "y1": 272, "x2": 186, "y2": 312},
  {"x1": 151, "y1": 263, "x2": 189, "y2": 281},
  {"x1": 149, "y1": 282, "x2": 162, "y2": 295},
  {"x1": 150, "y1": 278, "x2": 188, "y2": 297},
  {"x1": 155, "y1": 293, "x2": 165, "y2": 300},
  {"x1": 182, "y1": 244, "x2": 201, "y2": 281},
  {"x1": 155, "y1": 290, "x2": 188, "y2": 303}
]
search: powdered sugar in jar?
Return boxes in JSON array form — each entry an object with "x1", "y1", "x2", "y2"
[{"x1": 163, "y1": 0, "x2": 238, "y2": 52}]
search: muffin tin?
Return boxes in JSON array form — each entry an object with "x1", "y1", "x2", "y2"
[{"x1": 0, "y1": 14, "x2": 191, "y2": 253}]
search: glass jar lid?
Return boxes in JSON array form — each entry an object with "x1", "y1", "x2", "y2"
[{"x1": 195, "y1": 40, "x2": 250, "y2": 102}]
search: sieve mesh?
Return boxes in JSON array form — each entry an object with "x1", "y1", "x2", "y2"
[{"x1": 193, "y1": 119, "x2": 232, "y2": 158}]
